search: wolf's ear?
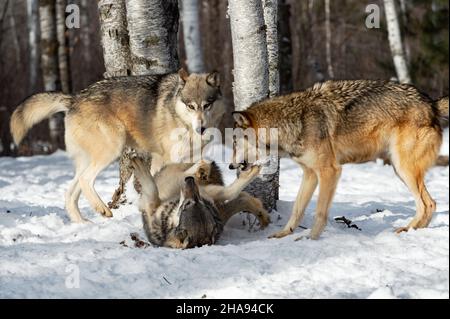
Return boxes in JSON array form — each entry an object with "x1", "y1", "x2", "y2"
[
  {"x1": 232, "y1": 111, "x2": 251, "y2": 128},
  {"x1": 206, "y1": 70, "x2": 220, "y2": 87},
  {"x1": 179, "y1": 68, "x2": 189, "y2": 83}
]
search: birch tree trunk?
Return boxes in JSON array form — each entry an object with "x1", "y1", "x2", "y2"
[
  {"x1": 109, "y1": 0, "x2": 180, "y2": 209},
  {"x1": 383, "y1": 0, "x2": 411, "y2": 83},
  {"x1": 56, "y1": 0, "x2": 71, "y2": 93},
  {"x1": 263, "y1": 0, "x2": 280, "y2": 97},
  {"x1": 324, "y1": 0, "x2": 334, "y2": 79},
  {"x1": 97, "y1": 0, "x2": 131, "y2": 77},
  {"x1": 229, "y1": 0, "x2": 279, "y2": 212},
  {"x1": 27, "y1": 0, "x2": 40, "y2": 92},
  {"x1": 125, "y1": 0, "x2": 179, "y2": 75},
  {"x1": 181, "y1": 0, "x2": 205, "y2": 73},
  {"x1": 40, "y1": 0, "x2": 64, "y2": 149}
]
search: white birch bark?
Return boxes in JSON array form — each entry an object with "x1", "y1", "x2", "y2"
[
  {"x1": 228, "y1": 0, "x2": 269, "y2": 110},
  {"x1": 40, "y1": 0, "x2": 64, "y2": 148},
  {"x1": 97, "y1": 0, "x2": 131, "y2": 78},
  {"x1": 325, "y1": 0, "x2": 334, "y2": 79},
  {"x1": 180, "y1": 0, "x2": 205, "y2": 73},
  {"x1": 263, "y1": 0, "x2": 280, "y2": 97},
  {"x1": 125, "y1": 0, "x2": 179, "y2": 75},
  {"x1": 56, "y1": 0, "x2": 71, "y2": 93},
  {"x1": 384, "y1": 0, "x2": 411, "y2": 83},
  {"x1": 27, "y1": 0, "x2": 40, "y2": 92}
]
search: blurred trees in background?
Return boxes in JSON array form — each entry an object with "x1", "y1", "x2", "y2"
[{"x1": 0, "y1": 0, "x2": 448, "y2": 156}]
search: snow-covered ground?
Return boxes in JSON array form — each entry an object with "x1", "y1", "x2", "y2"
[{"x1": 0, "y1": 130, "x2": 448, "y2": 299}]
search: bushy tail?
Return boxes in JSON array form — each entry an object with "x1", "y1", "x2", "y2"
[
  {"x1": 10, "y1": 92, "x2": 73, "y2": 145},
  {"x1": 436, "y1": 96, "x2": 449, "y2": 117}
]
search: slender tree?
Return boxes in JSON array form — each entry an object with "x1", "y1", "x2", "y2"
[
  {"x1": 384, "y1": 0, "x2": 411, "y2": 83},
  {"x1": 97, "y1": 0, "x2": 131, "y2": 77},
  {"x1": 125, "y1": 0, "x2": 179, "y2": 75},
  {"x1": 80, "y1": 0, "x2": 91, "y2": 66},
  {"x1": 27, "y1": 0, "x2": 40, "y2": 93},
  {"x1": 40, "y1": 0, "x2": 64, "y2": 149},
  {"x1": 324, "y1": 0, "x2": 334, "y2": 79},
  {"x1": 263, "y1": 0, "x2": 280, "y2": 97},
  {"x1": 181, "y1": 0, "x2": 205, "y2": 73},
  {"x1": 56, "y1": 0, "x2": 71, "y2": 93},
  {"x1": 228, "y1": 0, "x2": 279, "y2": 211}
]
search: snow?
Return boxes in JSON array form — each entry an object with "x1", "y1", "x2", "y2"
[{"x1": 0, "y1": 129, "x2": 448, "y2": 299}]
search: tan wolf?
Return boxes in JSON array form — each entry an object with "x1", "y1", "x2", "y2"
[
  {"x1": 231, "y1": 80, "x2": 448, "y2": 239},
  {"x1": 132, "y1": 158, "x2": 270, "y2": 249},
  {"x1": 10, "y1": 69, "x2": 225, "y2": 223}
]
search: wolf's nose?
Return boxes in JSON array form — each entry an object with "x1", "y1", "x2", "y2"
[{"x1": 196, "y1": 127, "x2": 206, "y2": 135}]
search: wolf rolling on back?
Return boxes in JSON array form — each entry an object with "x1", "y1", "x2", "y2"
[
  {"x1": 10, "y1": 69, "x2": 225, "y2": 223},
  {"x1": 232, "y1": 80, "x2": 449, "y2": 239}
]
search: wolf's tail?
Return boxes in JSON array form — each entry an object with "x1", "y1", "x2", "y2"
[
  {"x1": 10, "y1": 92, "x2": 73, "y2": 145},
  {"x1": 436, "y1": 96, "x2": 449, "y2": 117}
]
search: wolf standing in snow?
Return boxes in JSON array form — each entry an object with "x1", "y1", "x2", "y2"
[
  {"x1": 132, "y1": 158, "x2": 270, "y2": 249},
  {"x1": 10, "y1": 69, "x2": 225, "y2": 223},
  {"x1": 232, "y1": 80, "x2": 448, "y2": 239}
]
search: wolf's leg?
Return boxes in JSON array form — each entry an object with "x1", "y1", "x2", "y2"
[
  {"x1": 221, "y1": 192, "x2": 270, "y2": 228},
  {"x1": 391, "y1": 128, "x2": 439, "y2": 232},
  {"x1": 392, "y1": 163, "x2": 436, "y2": 232},
  {"x1": 65, "y1": 156, "x2": 89, "y2": 223},
  {"x1": 131, "y1": 157, "x2": 161, "y2": 211},
  {"x1": 212, "y1": 165, "x2": 261, "y2": 202},
  {"x1": 269, "y1": 165, "x2": 318, "y2": 239},
  {"x1": 309, "y1": 165, "x2": 342, "y2": 240}
]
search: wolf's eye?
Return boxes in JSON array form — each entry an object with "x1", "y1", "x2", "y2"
[
  {"x1": 186, "y1": 103, "x2": 195, "y2": 110},
  {"x1": 204, "y1": 103, "x2": 213, "y2": 109}
]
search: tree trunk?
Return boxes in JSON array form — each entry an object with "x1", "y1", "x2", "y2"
[
  {"x1": 56, "y1": 0, "x2": 71, "y2": 93},
  {"x1": 324, "y1": 0, "x2": 334, "y2": 79},
  {"x1": 40, "y1": 0, "x2": 64, "y2": 149},
  {"x1": 228, "y1": 0, "x2": 279, "y2": 212},
  {"x1": 181, "y1": 0, "x2": 205, "y2": 73},
  {"x1": 27, "y1": 0, "x2": 40, "y2": 93},
  {"x1": 383, "y1": 0, "x2": 411, "y2": 83},
  {"x1": 263, "y1": 0, "x2": 280, "y2": 97},
  {"x1": 80, "y1": 0, "x2": 91, "y2": 66},
  {"x1": 109, "y1": 0, "x2": 180, "y2": 209},
  {"x1": 97, "y1": 0, "x2": 132, "y2": 78},
  {"x1": 125, "y1": 0, "x2": 179, "y2": 75},
  {"x1": 8, "y1": 0, "x2": 20, "y2": 65},
  {"x1": 228, "y1": 0, "x2": 269, "y2": 110}
]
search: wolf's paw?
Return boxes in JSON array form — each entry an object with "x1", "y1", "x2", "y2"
[
  {"x1": 269, "y1": 229, "x2": 293, "y2": 239},
  {"x1": 196, "y1": 165, "x2": 211, "y2": 182},
  {"x1": 395, "y1": 227, "x2": 409, "y2": 234},
  {"x1": 97, "y1": 205, "x2": 113, "y2": 218},
  {"x1": 257, "y1": 210, "x2": 271, "y2": 228}
]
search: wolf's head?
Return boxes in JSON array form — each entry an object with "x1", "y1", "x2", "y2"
[
  {"x1": 175, "y1": 69, "x2": 225, "y2": 135},
  {"x1": 170, "y1": 177, "x2": 222, "y2": 249}
]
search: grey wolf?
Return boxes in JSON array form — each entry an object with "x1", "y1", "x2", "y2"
[
  {"x1": 10, "y1": 69, "x2": 225, "y2": 223},
  {"x1": 132, "y1": 158, "x2": 270, "y2": 249},
  {"x1": 231, "y1": 80, "x2": 448, "y2": 239}
]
